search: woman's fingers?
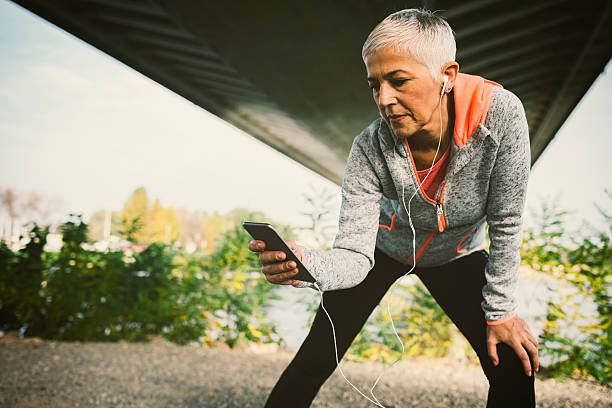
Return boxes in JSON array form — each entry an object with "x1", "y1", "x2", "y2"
[
  {"x1": 266, "y1": 269, "x2": 299, "y2": 284},
  {"x1": 507, "y1": 332, "x2": 538, "y2": 376},
  {"x1": 262, "y1": 260, "x2": 299, "y2": 284},
  {"x1": 519, "y1": 318, "x2": 539, "y2": 372},
  {"x1": 248, "y1": 239, "x2": 300, "y2": 285},
  {"x1": 259, "y1": 251, "x2": 291, "y2": 268},
  {"x1": 524, "y1": 325, "x2": 539, "y2": 348},
  {"x1": 262, "y1": 260, "x2": 296, "y2": 275},
  {"x1": 525, "y1": 331, "x2": 538, "y2": 352},
  {"x1": 487, "y1": 316, "x2": 539, "y2": 376},
  {"x1": 248, "y1": 240, "x2": 265, "y2": 252},
  {"x1": 286, "y1": 238, "x2": 306, "y2": 263},
  {"x1": 523, "y1": 330, "x2": 540, "y2": 372},
  {"x1": 522, "y1": 337, "x2": 539, "y2": 374},
  {"x1": 487, "y1": 338, "x2": 499, "y2": 366},
  {"x1": 285, "y1": 238, "x2": 297, "y2": 250},
  {"x1": 509, "y1": 338, "x2": 534, "y2": 377},
  {"x1": 248, "y1": 240, "x2": 289, "y2": 264},
  {"x1": 525, "y1": 339, "x2": 540, "y2": 371}
]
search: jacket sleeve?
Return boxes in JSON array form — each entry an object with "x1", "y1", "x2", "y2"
[
  {"x1": 482, "y1": 92, "x2": 531, "y2": 322},
  {"x1": 292, "y1": 133, "x2": 383, "y2": 292}
]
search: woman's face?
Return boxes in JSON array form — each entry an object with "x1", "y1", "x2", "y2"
[{"x1": 365, "y1": 46, "x2": 443, "y2": 140}]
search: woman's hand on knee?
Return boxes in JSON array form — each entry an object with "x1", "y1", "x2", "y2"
[
  {"x1": 486, "y1": 314, "x2": 539, "y2": 377},
  {"x1": 248, "y1": 238, "x2": 306, "y2": 285}
]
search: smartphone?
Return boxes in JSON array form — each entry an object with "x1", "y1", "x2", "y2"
[{"x1": 242, "y1": 221, "x2": 316, "y2": 283}]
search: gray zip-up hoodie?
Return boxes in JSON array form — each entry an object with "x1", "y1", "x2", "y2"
[{"x1": 294, "y1": 73, "x2": 530, "y2": 323}]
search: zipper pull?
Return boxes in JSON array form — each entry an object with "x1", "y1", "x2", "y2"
[{"x1": 436, "y1": 203, "x2": 445, "y2": 232}]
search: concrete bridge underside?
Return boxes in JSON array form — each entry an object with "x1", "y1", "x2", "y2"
[{"x1": 13, "y1": 0, "x2": 612, "y2": 184}]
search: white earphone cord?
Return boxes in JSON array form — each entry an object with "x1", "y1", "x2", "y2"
[{"x1": 314, "y1": 78, "x2": 448, "y2": 407}]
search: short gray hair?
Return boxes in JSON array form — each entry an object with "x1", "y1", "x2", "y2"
[{"x1": 362, "y1": 8, "x2": 456, "y2": 81}]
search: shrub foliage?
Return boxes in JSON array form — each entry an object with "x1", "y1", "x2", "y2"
[
  {"x1": 521, "y1": 199, "x2": 611, "y2": 385},
  {"x1": 0, "y1": 214, "x2": 281, "y2": 347},
  {"x1": 1, "y1": 191, "x2": 609, "y2": 386}
]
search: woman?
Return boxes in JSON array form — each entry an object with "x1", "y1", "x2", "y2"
[{"x1": 248, "y1": 8, "x2": 539, "y2": 408}]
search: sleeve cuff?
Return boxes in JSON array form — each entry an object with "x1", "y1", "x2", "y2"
[
  {"x1": 291, "y1": 244, "x2": 318, "y2": 290},
  {"x1": 486, "y1": 311, "x2": 517, "y2": 326},
  {"x1": 291, "y1": 280, "x2": 314, "y2": 289}
]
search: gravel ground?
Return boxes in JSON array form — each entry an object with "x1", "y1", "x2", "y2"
[{"x1": 0, "y1": 334, "x2": 610, "y2": 408}]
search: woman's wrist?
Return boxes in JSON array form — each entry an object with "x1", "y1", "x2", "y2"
[{"x1": 486, "y1": 311, "x2": 517, "y2": 326}]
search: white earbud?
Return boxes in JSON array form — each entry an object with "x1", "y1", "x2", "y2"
[{"x1": 441, "y1": 75, "x2": 449, "y2": 96}]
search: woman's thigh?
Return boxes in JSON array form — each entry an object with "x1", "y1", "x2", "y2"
[
  {"x1": 413, "y1": 250, "x2": 535, "y2": 402},
  {"x1": 264, "y1": 248, "x2": 412, "y2": 407},
  {"x1": 293, "y1": 248, "x2": 410, "y2": 370}
]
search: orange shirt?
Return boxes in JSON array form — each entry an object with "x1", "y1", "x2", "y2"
[{"x1": 416, "y1": 144, "x2": 451, "y2": 201}]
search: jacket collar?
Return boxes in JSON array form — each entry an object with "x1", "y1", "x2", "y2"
[
  {"x1": 379, "y1": 119, "x2": 492, "y2": 177},
  {"x1": 452, "y1": 73, "x2": 502, "y2": 148}
]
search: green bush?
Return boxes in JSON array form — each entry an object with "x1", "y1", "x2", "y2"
[
  {"x1": 0, "y1": 213, "x2": 283, "y2": 348},
  {"x1": 0, "y1": 223, "x2": 48, "y2": 337},
  {"x1": 522, "y1": 197, "x2": 611, "y2": 385},
  {"x1": 196, "y1": 223, "x2": 283, "y2": 348}
]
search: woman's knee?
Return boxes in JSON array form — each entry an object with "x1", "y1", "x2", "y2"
[{"x1": 482, "y1": 342, "x2": 535, "y2": 388}]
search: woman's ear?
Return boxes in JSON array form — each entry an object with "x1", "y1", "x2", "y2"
[{"x1": 442, "y1": 62, "x2": 459, "y2": 93}]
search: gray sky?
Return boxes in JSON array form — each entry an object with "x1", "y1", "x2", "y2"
[{"x1": 1, "y1": 0, "x2": 610, "y2": 238}]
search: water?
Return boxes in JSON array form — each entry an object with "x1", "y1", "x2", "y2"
[{"x1": 262, "y1": 286, "x2": 318, "y2": 350}]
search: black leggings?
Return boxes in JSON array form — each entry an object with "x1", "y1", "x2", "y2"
[{"x1": 264, "y1": 247, "x2": 535, "y2": 407}]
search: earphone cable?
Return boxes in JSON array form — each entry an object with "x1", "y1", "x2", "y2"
[
  {"x1": 316, "y1": 79, "x2": 448, "y2": 407},
  {"x1": 368, "y1": 82, "x2": 447, "y2": 405},
  {"x1": 313, "y1": 282, "x2": 387, "y2": 407}
]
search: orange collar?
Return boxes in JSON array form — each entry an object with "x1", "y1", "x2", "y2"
[{"x1": 452, "y1": 73, "x2": 502, "y2": 148}]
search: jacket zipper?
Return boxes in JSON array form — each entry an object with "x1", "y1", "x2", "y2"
[
  {"x1": 404, "y1": 138, "x2": 447, "y2": 232},
  {"x1": 435, "y1": 182, "x2": 447, "y2": 232},
  {"x1": 399, "y1": 138, "x2": 450, "y2": 265}
]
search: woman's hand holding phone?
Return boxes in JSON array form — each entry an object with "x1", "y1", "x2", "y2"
[{"x1": 248, "y1": 238, "x2": 306, "y2": 286}]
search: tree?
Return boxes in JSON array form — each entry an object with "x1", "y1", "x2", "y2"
[
  {"x1": 294, "y1": 184, "x2": 337, "y2": 249},
  {"x1": 0, "y1": 188, "x2": 58, "y2": 235},
  {"x1": 144, "y1": 199, "x2": 181, "y2": 245},
  {"x1": 87, "y1": 210, "x2": 121, "y2": 242},
  {"x1": 175, "y1": 207, "x2": 207, "y2": 251},
  {"x1": 119, "y1": 187, "x2": 149, "y2": 244},
  {"x1": 0, "y1": 188, "x2": 19, "y2": 237},
  {"x1": 200, "y1": 212, "x2": 227, "y2": 254}
]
